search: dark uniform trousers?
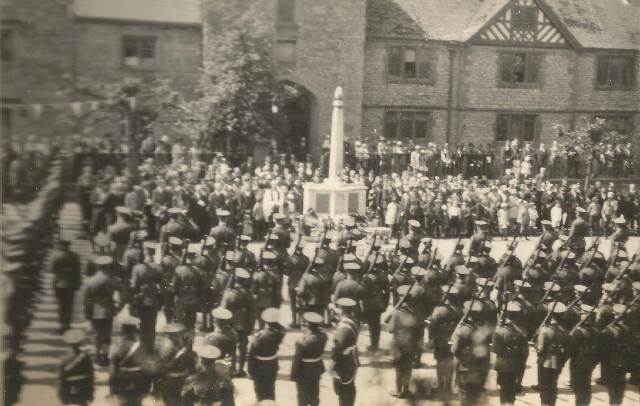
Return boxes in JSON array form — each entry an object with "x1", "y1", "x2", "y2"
[
  {"x1": 365, "y1": 310, "x2": 382, "y2": 349},
  {"x1": 570, "y1": 361, "x2": 595, "y2": 406},
  {"x1": 538, "y1": 364, "x2": 561, "y2": 406},
  {"x1": 252, "y1": 359, "x2": 278, "y2": 401},
  {"x1": 137, "y1": 306, "x2": 157, "y2": 352},
  {"x1": 333, "y1": 379, "x2": 356, "y2": 406},
  {"x1": 55, "y1": 288, "x2": 75, "y2": 330},
  {"x1": 297, "y1": 379, "x2": 320, "y2": 406},
  {"x1": 497, "y1": 372, "x2": 519, "y2": 404}
]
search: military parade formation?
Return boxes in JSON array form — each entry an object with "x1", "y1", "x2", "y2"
[{"x1": 28, "y1": 198, "x2": 638, "y2": 406}]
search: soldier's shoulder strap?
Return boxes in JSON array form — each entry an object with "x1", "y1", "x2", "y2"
[
  {"x1": 121, "y1": 340, "x2": 141, "y2": 365},
  {"x1": 63, "y1": 352, "x2": 88, "y2": 372}
]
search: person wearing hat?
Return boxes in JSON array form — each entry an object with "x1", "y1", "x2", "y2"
[
  {"x1": 476, "y1": 244, "x2": 498, "y2": 280},
  {"x1": 49, "y1": 238, "x2": 82, "y2": 334},
  {"x1": 221, "y1": 268, "x2": 255, "y2": 377},
  {"x1": 155, "y1": 323, "x2": 196, "y2": 405},
  {"x1": 331, "y1": 297, "x2": 360, "y2": 406},
  {"x1": 534, "y1": 301, "x2": 569, "y2": 406},
  {"x1": 248, "y1": 308, "x2": 286, "y2": 402},
  {"x1": 333, "y1": 260, "x2": 364, "y2": 313},
  {"x1": 235, "y1": 235, "x2": 257, "y2": 272},
  {"x1": 492, "y1": 301, "x2": 528, "y2": 406},
  {"x1": 296, "y1": 257, "x2": 330, "y2": 321},
  {"x1": 108, "y1": 206, "x2": 134, "y2": 263},
  {"x1": 427, "y1": 285, "x2": 461, "y2": 394},
  {"x1": 129, "y1": 260, "x2": 163, "y2": 352},
  {"x1": 362, "y1": 254, "x2": 390, "y2": 352},
  {"x1": 451, "y1": 299, "x2": 491, "y2": 406},
  {"x1": 209, "y1": 209, "x2": 237, "y2": 250},
  {"x1": 160, "y1": 236, "x2": 185, "y2": 323},
  {"x1": 83, "y1": 255, "x2": 120, "y2": 366},
  {"x1": 57, "y1": 329, "x2": 94, "y2": 406},
  {"x1": 204, "y1": 307, "x2": 238, "y2": 360},
  {"x1": 598, "y1": 303, "x2": 631, "y2": 406},
  {"x1": 158, "y1": 207, "x2": 189, "y2": 245},
  {"x1": 283, "y1": 236, "x2": 310, "y2": 328},
  {"x1": 384, "y1": 285, "x2": 422, "y2": 399},
  {"x1": 108, "y1": 314, "x2": 151, "y2": 406},
  {"x1": 540, "y1": 220, "x2": 558, "y2": 253},
  {"x1": 172, "y1": 250, "x2": 204, "y2": 338},
  {"x1": 608, "y1": 217, "x2": 629, "y2": 264},
  {"x1": 390, "y1": 256, "x2": 414, "y2": 305},
  {"x1": 404, "y1": 219, "x2": 423, "y2": 254},
  {"x1": 568, "y1": 207, "x2": 590, "y2": 257},
  {"x1": 252, "y1": 252, "x2": 281, "y2": 329},
  {"x1": 468, "y1": 220, "x2": 488, "y2": 257},
  {"x1": 182, "y1": 344, "x2": 235, "y2": 406},
  {"x1": 291, "y1": 312, "x2": 327, "y2": 406},
  {"x1": 317, "y1": 232, "x2": 339, "y2": 276},
  {"x1": 271, "y1": 212, "x2": 292, "y2": 259},
  {"x1": 567, "y1": 304, "x2": 599, "y2": 406}
]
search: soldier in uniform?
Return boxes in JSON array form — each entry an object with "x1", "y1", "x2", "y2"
[
  {"x1": 467, "y1": 221, "x2": 489, "y2": 257},
  {"x1": 57, "y1": 330, "x2": 94, "y2": 406},
  {"x1": 83, "y1": 255, "x2": 120, "y2": 366},
  {"x1": 108, "y1": 314, "x2": 151, "y2": 406},
  {"x1": 568, "y1": 207, "x2": 590, "y2": 257},
  {"x1": 129, "y1": 258, "x2": 163, "y2": 352},
  {"x1": 451, "y1": 300, "x2": 491, "y2": 406},
  {"x1": 248, "y1": 308, "x2": 286, "y2": 402},
  {"x1": 540, "y1": 220, "x2": 559, "y2": 253},
  {"x1": 331, "y1": 298, "x2": 360, "y2": 406},
  {"x1": 385, "y1": 285, "x2": 421, "y2": 399},
  {"x1": 108, "y1": 206, "x2": 134, "y2": 263},
  {"x1": 297, "y1": 257, "x2": 329, "y2": 316},
  {"x1": 155, "y1": 323, "x2": 197, "y2": 405},
  {"x1": 284, "y1": 237, "x2": 309, "y2": 328},
  {"x1": 362, "y1": 256, "x2": 390, "y2": 352},
  {"x1": 291, "y1": 312, "x2": 328, "y2": 406},
  {"x1": 158, "y1": 207, "x2": 190, "y2": 244},
  {"x1": 252, "y1": 251, "x2": 280, "y2": 329},
  {"x1": 235, "y1": 235, "x2": 257, "y2": 272},
  {"x1": 333, "y1": 262, "x2": 365, "y2": 308},
  {"x1": 404, "y1": 220, "x2": 423, "y2": 256},
  {"x1": 123, "y1": 230, "x2": 146, "y2": 281},
  {"x1": 609, "y1": 217, "x2": 629, "y2": 262},
  {"x1": 271, "y1": 213, "x2": 291, "y2": 260},
  {"x1": 534, "y1": 302, "x2": 569, "y2": 406},
  {"x1": 427, "y1": 286, "x2": 461, "y2": 394},
  {"x1": 492, "y1": 301, "x2": 528, "y2": 406},
  {"x1": 182, "y1": 345, "x2": 235, "y2": 406},
  {"x1": 209, "y1": 209, "x2": 236, "y2": 250},
  {"x1": 221, "y1": 268, "x2": 255, "y2": 377},
  {"x1": 173, "y1": 250, "x2": 204, "y2": 338},
  {"x1": 160, "y1": 237, "x2": 183, "y2": 323},
  {"x1": 568, "y1": 304, "x2": 599, "y2": 406},
  {"x1": 50, "y1": 238, "x2": 82, "y2": 333},
  {"x1": 204, "y1": 307, "x2": 238, "y2": 361},
  {"x1": 599, "y1": 303, "x2": 631, "y2": 406}
]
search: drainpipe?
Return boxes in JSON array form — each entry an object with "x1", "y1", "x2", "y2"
[{"x1": 446, "y1": 42, "x2": 461, "y2": 145}]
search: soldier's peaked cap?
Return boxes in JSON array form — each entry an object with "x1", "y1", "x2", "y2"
[
  {"x1": 212, "y1": 307, "x2": 232, "y2": 320},
  {"x1": 408, "y1": 219, "x2": 421, "y2": 228},
  {"x1": 474, "y1": 220, "x2": 488, "y2": 226},
  {"x1": 303, "y1": 312, "x2": 323, "y2": 324},
  {"x1": 411, "y1": 266, "x2": 426, "y2": 277},
  {"x1": 602, "y1": 282, "x2": 616, "y2": 293},
  {"x1": 62, "y1": 329, "x2": 86, "y2": 344},
  {"x1": 463, "y1": 300, "x2": 483, "y2": 312},
  {"x1": 506, "y1": 301, "x2": 522, "y2": 312},
  {"x1": 240, "y1": 235, "x2": 251, "y2": 242},
  {"x1": 94, "y1": 255, "x2": 113, "y2": 266},
  {"x1": 167, "y1": 207, "x2": 184, "y2": 215},
  {"x1": 197, "y1": 345, "x2": 221, "y2": 360},
  {"x1": 543, "y1": 281, "x2": 561, "y2": 292},
  {"x1": 579, "y1": 304, "x2": 594, "y2": 313},
  {"x1": 336, "y1": 297, "x2": 357, "y2": 308},
  {"x1": 455, "y1": 265, "x2": 470, "y2": 276},
  {"x1": 261, "y1": 308, "x2": 280, "y2": 323},
  {"x1": 168, "y1": 236, "x2": 183, "y2": 246},
  {"x1": 115, "y1": 206, "x2": 132, "y2": 215},
  {"x1": 576, "y1": 207, "x2": 587, "y2": 213},
  {"x1": 164, "y1": 323, "x2": 185, "y2": 333},
  {"x1": 343, "y1": 253, "x2": 357, "y2": 262},
  {"x1": 548, "y1": 302, "x2": 567, "y2": 314},
  {"x1": 398, "y1": 239, "x2": 411, "y2": 249},
  {"x1": 216, "y1": 209, "x2": 230, "y2": 217},
  {"x1": 313, "y1": 257, "x2": 325, "y2": 266},
  {"x1": 612, "y1": 304, "x2": 626, "y2": 315},
  {"x1": 262, "y1": 251, "x2": 277, "y2": 261},
  {"x1": 513, "y1": 280, "x2": 531, "y2": 289},
  {"x1": 343, "y1": 262, "x2": 361, "y2": 272},
  {"x1": 573, "y1": 284, "x2": 588, "y2": 293},
  {"x1": 235, "y1": 268, "x2": 250, "y2": 279}
]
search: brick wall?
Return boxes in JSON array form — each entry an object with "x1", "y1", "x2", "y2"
[{"x1": 361, "y1": 108, "x2": 448, "y2": 144}]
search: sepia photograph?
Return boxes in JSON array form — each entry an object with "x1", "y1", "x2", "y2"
[{"x1": 1, "y1": 0, "x2": 639, "y2": 405}]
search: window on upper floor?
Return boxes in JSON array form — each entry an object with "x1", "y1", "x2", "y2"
[
  {"x1": 277, "y1": 0, "x2": 295, "y2": 23},
  {"x1": 384, "y1": 110, "x2": 432, "y2": 140},
  {"x1": 595, "y1": 115, "x2": 633, "y2": 135},
  {"x1": 496, "y1": 114, "x2": 538, "y2": 142},
  {"x1": 387, "y1": 46, "x2": 432, "y2": 82},
  {"x1": 1, "y1": 29, "x2": 15, "y2": 62},
  {"x1": 122, "y1": 35, "x2": 156, "y2": 69},
  {"x1": 595, "y1": 55, "x2": 635, "y2": 90},
  {"x1": 499, "y1": 52, "x2": 541, "y2": 87},
  {"x1": 511, "y1": 5, "x2": 537, "y2": 31}
]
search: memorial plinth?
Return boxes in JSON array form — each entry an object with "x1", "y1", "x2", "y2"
[{"x1": 303, "y1": 86, "x2": 367, "y2": 219}]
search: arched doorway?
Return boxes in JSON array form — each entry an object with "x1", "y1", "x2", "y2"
[{"x1": 275, "y1": 81, "x2": 315, "y2": 160}]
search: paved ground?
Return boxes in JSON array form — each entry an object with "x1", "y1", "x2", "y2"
[{"x1": 16, "y1": 203, "x2": 640, "y2": 405}]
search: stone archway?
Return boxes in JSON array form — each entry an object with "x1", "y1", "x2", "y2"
[{"x1": 275, "y1": 80, "x2": 318, "y2": 160}]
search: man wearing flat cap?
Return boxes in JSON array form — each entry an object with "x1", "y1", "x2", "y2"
[
  {"x1": 58, "y1": 330, "x2": 94, "y2": 406},
  {"x1": 291, "y1": 312, "x2": 327, "y2": 406}
]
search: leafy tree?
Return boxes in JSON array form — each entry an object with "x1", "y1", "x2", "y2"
[{"x1": 160, "y1": 0, "x2": 285, "y2": 162}]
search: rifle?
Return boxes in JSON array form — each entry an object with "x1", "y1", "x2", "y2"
[
  {"x1": 199, "y1": 234, "x2": 208, "y2": 256},
  {"x1": 569, "y1": 304, "x2": 597, "y2": 336},
  {"x1": 566, "y1": 285, "x2": 592, "y2": 310},
  {"x1": 364, "y1": 234, "x2": 378, "y2": 263},
  {"x1": 606, "y1": 294, "x2": 640, "y2": 329},
  {"x1": 365, "y1": 249, "x2": 381, "y2": 275},
  {"x1": 335, "y1": 247, "x2": 346, "y2": 275},
  {"x1": 500, "y1": 237, "x2": 518, "y2": 266},
  {"x1": 453, "y1": 236, "x2": 463, "y2": 255},
  {"x1": 393, "y1": 230, "x2": 402, "y2": 255},
  {"x1": 530, "y1": 300, "x2": 560, "y2": 346},
  {"x1": 605, "y1": 249, "x2": 639, "y2": 282},
  {"x1": 436, "y1": 281, "x2": 454, "y2": 307},
  {"x1": 180, "y1": 239, "x2": 190, "y2": 264},
  {"x1": 577, "y1": 237, "x2": 601, "y2": 271}
]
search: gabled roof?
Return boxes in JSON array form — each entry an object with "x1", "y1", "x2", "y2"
[
  {"x1": 367, "y1": 0, "x2": 640, "y2": 50},
  {"x1": 73, "y1": 0, "x2": 202, "y2": 25}
]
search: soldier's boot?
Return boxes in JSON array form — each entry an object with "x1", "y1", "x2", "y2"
[
  {"x1": 235, "y1": 343, "x2": 248, "y2": 377},
  {"x1": 390, "y1": 370, "x2": 404, "y2": 398}
]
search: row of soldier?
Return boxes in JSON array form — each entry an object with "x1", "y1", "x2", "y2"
[{"x1": 51, "y1": 206, "x2": 640, "y2": 405}]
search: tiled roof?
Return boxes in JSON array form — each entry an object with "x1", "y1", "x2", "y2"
[
  {"x1": 73, "y1": 0, "x2": 202, "y2": 25},
  {"x1": 367, "y1": 0, "x2": 640, "y2": 50}
]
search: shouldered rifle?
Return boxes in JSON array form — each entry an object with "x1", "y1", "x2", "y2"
[
  {"x1": 453, "y1": 236, "x2": 463, "y2": 255},
  {"x1": 393, "y1": 230, "x2": 402, "y2": 255},
  {"x1": 199, "y1": 234, "x2": 208, "y2": 256},
  {"x1": 566, "y1": 285, "x2": 592, "y2": 310},
  {"x1": 365, "y1": 249, "x2": 381, "y2": 275},
  {"x1": 499, "y1": 237, "x2": 518, "y2": 266},
  {"x1": 383, "y1": 278, "x2": 416, "y2": 324},
  {"x1": 264, "y1": 228, "x2": 273, "y2": 250},
  {"x1": 180, "y1": 239, "x2": 190, "y2": 264},
  {"x1": 436, "y1": 282, "x2": 455, "y2": 306},
  {"x1": 523, "y1": 237, "x2": 543, "y2": 271},
  {"x1": 530, "y1": 300, "x2": 560, "y2": 346},
  {"x1": 365, "y1": 234, "x2": 378, "y2": 262},
  {"x1": 391, "y1": 254, "x2": 410, "y2": 280},
  {"x1": 335, "y1": 247, "x2": 346, "y2": 275},
  {"x1": 606, "y1": 248, "x2": 639, "y2": 283},
  {"x1": 569, "y1": 304, "x2": 596, "y2": 336},
  {"x1": 577, "y1": 237, "x2": 600, "y2": 271}
]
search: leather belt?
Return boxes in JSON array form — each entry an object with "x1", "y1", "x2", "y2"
[
  {"x1": 255, "y1": 354, "x2": 278, "y2": 361},
  {"x1": 66, "y1": 375, "x2": 90, "y2": 382},
  {"x1": 302, "y1": 355, "x2": 323, "y2": 363},
  {"x1": 121, "y1": 367, "x2": 141, "y2": 372},
  {"x1": 167, "y1": 372, "x2": 187, "y2": 378}
]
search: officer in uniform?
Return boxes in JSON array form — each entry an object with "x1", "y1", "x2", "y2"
[
  {"x1": 129, "y1": 259, "x2": 163, "y2": 352},
  {"x1": 108, "y1": 314, "x2": 151, "y2": 406},
  {"x1": 248, "y1": 308, "x2": 286, "y2": 402},
  {"x1": 252, "y1": 251, "x2": 280, "y2": 329},
  {"x1": 235, "y1": 235, "x2": 257, "y2": 271},
  {"x1": 83, "y1": 255, "x2": 120, "y2": 366},
  {"x1": 492, "y1": 301, "x2": 528, "y2": 406},
  {"x1": 535, "y1": 302, "x2": 569, "y2": 406},
  {"x1": 451, "y1": 300, "x2": 491, "y2": 406},
  {"x1": 160, "y1": 236, "x2": 183, "y2": 323},
  {"x1": 182, "y1": 345, "x2": 235, "y2": 406},
  {"x1": 172, "y1": 252, "x2": 204, "y2": 337},
  {"x1": 333, "y1": 262, "x2": 365, "y2": 309},
  {"x1": 385, "y1": 285, "x2": 421, "y2": 399},
  {"x1": 221, "y1": 268, "x2": 255, "y2": 377},
  {"x1": 204, "y1": 307, "x2": 238, "y2": 361},
  {"x1": 568, "y1": 208, "x2": 590, "y2": 257},
  {"x1": 271, "y1": 213, "x2": 292, "y2": 260},
  {"x1": 291, "y1": 312, "x2": 328, "y2": 406},
  {"x1": 362, "y1": 256, "x2": 390, "y2": 352},
  {"x1": 427, "y1": 286, "x2": 461, "y2": 394},
  {"x1": 209, "y1": 209, "x2": 236, "y2": 250},
  {"x1": 108, "y1": 206, "x2": 134, "y2": 263},
  {"x1": 57, "y1": 330, "x2": 94, "y2": 406},
  {"x1": 50, "y1": 238, "x2": 82, "y2": 333},
  {"x1": 156, "y1": 323, "x2": 197, "y2": 405},
  {"x1": 284, "y1": 238, "x2": 309, "y2": 328},
  {"x1": 297, "y1": 257, "x2": 329, "y2": 316},
  {"x1": 331, "y1": 298, "x2": 360, "y2": 406},
  {"x1": 568, "y1": 304, "x2": 599, "y2": 406},
  {"x1": 317, "y1": 234, "x2": 339, "y2": 276}
]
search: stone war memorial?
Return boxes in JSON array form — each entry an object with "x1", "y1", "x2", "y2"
[{"x1": 303, "y1": 86, "x2": 368, "y2": 220}]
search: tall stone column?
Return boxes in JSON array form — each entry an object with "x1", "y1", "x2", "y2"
[{"x1": 328, "y1": 86, "x2": 344, "y2": 182}]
